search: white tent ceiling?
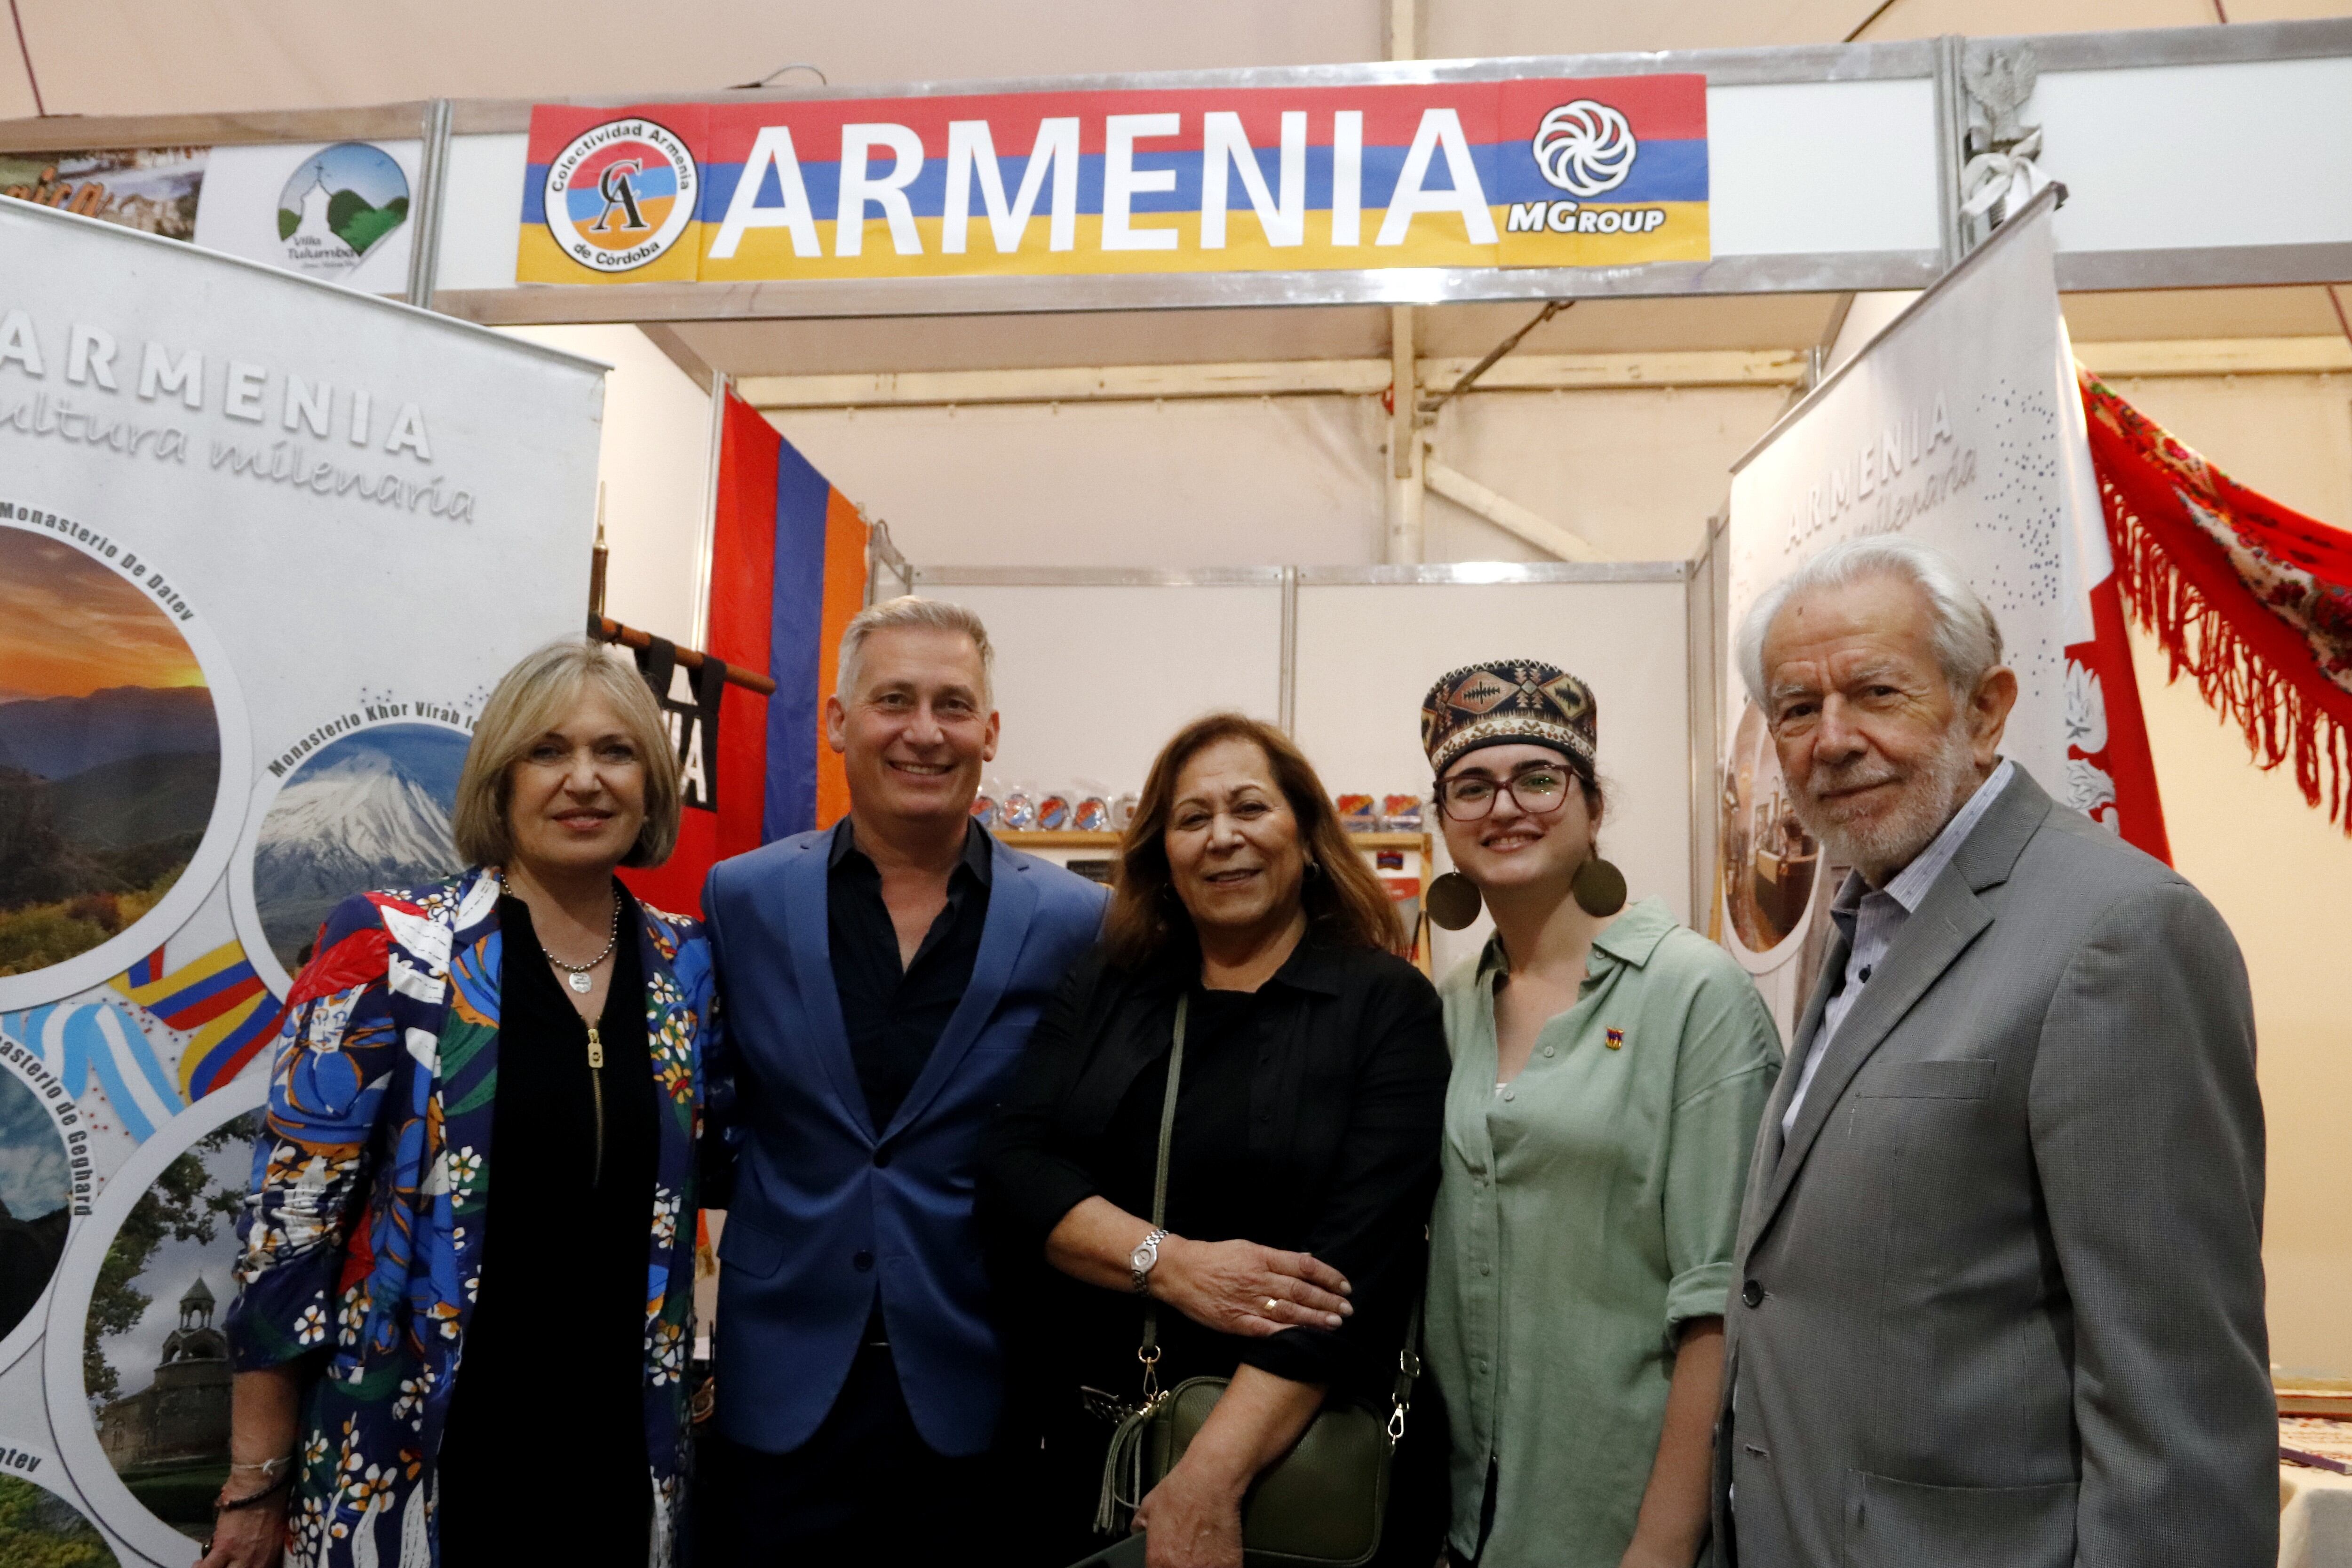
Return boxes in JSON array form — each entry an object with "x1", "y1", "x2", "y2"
[
  {"x1": 4, "y1": 0, "x2": 2330, "y2": 122},
  {"x1": 7, "y1": 0, "x2": 2349, "y2": 370}
]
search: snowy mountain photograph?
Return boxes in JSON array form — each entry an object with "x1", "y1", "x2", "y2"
[{"x1": 252, "y1": 723, "x2": 469, "y2": 971}]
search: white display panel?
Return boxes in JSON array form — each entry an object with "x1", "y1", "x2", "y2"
[
  {"x1": 917, "y1": 583, "x2": 1285, "y2": 799},
  {"x1": 435, "y1": 132, "x2": 532, "y2": 292},
  {"x1": 1708, "y1": 79, "x2": 1943, "y2": 259},
  {"x1": 2040, "y1": 57, "x2": 2352, "y2": 255},
  {"x1": 1291, "y1": 579, "x2": 1693, "y2": 979}
]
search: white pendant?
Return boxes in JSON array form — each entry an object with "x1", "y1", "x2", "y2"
[{"x1": 567, "y1": 971, "x2": 592, "y2": 994}]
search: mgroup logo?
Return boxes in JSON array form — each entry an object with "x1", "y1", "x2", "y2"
[
  {"x1": 540, "y1": 117, "x2": 699, "y2": 273},
  {"x1": 1507, "y1": 97, "x2": 1667, "y2": 238},
  {"x1": 1534, "y1": 100, "x2": 1638, "y2": 196}
]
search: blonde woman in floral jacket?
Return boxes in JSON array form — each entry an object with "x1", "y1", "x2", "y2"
[{"x1": 208, "y1": 641, "x2": 718, "y2": 1568}]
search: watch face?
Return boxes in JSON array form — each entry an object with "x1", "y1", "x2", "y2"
[{"x1": 1130, "y1": 1242, "x2": 1153, "y2": 1270}]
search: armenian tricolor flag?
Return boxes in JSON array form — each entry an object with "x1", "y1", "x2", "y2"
[
  {"x1": 620, "y1": 390, "x2": 866, "y2": 915},
  {"x1": 112, "y1": 941, "x2": 288, "y2": 1102}
]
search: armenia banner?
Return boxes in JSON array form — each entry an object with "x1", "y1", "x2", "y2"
[{"x1": 516, "y1": 76, "x2": 1708, "y2": 284}]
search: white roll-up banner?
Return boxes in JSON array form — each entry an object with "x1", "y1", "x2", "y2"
[
  {"x1": 1722, "y1": 195, "x2": 2091, "y2": 1035},
  {"x1": 0, "y1": 198, "x2": 602, "y2": 1565}
]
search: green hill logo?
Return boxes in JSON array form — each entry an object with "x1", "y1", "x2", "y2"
[{"x1": 274, "y1": 143, "x2": 409, "y2": 279}]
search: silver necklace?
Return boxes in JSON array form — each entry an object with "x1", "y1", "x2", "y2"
[{"x1": 501, "y1": 873, "x2": 620, "y2": 993}]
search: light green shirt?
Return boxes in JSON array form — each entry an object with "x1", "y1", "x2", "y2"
[{"x1": 1424, "y1": 897, "x2": 1779, "y2": 1566}]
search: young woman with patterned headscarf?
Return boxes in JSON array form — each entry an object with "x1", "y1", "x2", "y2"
[{"x1": 1414, "y1": 661, "x2": 1779, "y2": 1568}]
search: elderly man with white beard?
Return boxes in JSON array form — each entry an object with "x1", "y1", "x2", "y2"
[{"x1": 1708, "y1": 534, "x2": 2273, "y2": 1568}]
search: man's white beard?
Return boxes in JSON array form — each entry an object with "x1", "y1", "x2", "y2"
[{"x1": 1796, "y1": 719, "x2": 1981, "y2": 882}]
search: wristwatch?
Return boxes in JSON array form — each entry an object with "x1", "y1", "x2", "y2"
[{"x1": 1129, "y1": 1227, "x2": 1169, "y2": 1295}]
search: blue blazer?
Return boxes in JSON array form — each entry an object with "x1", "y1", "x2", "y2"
[{"x1": 701, "y1": 828, "x2": 1108, "y2": 1456}]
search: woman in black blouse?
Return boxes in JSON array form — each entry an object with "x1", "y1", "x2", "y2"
[{"x1": 981, "y1": 713, "x2": 1449, "y2": 1568}]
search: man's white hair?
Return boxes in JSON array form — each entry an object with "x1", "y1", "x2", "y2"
[
  {"x1": 1737, "y1": 533, "x2": 2005, "y2": 706},
  {"x1": 835, "y1": 595, "x2": 995, "y2": 708}
]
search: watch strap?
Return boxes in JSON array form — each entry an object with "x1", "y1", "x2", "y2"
[{"x1": 1130, "y1": 1226, "x2": 1168, "y2": 1294}]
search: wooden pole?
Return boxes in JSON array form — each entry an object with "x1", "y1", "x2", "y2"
[
  {"x1": 588, "y1": 614, "x2": 777, "y2": 696},
  {"x1": 588, "y1": 482, "x2": 610, "y2": 618}
]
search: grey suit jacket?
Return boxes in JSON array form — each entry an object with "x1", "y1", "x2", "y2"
[{"x1": 1712, "y1": 765, "x2": 2272, "y2": 1568}]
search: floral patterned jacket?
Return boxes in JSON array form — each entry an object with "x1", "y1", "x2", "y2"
[{"x1": 224, "y1": 868, "x2": 715, "y2": 1568}]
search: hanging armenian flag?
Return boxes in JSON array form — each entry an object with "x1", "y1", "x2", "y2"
[{"x1": 620, "y1": 392, "x2": 867, "y2": 915}]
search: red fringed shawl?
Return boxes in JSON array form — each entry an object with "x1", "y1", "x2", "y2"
[{"x1": 2080, "y1": 371, "x2": 2352, "y2": 834}]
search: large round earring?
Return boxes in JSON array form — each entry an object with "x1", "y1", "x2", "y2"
[
  {"x1": 1571, "y1": 855, "x2": 1627, "y2": 917},
  {"x1": 1425, "y1": 871, "x2": 1484, "y2": 931}
]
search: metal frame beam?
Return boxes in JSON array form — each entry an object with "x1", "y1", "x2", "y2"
[
  {"x1": 403, "y1": 99, "x2": 452, "y2": 308},
  {"x1": 734, "y1": 350, "x2": 1808, "y2": 409},
  {"x1": 731, "y1": 336, "x2": 2352, "y2": 412},
  {"x1": 431, "y1": 252, "x2": 1951, "y2": 326},
  {"x1": 1423, "y1": 461, "x2": 1604, "y2": 561},
  {"x1": 904, "y1": 561, "x2": 1686, "y2": 588}
]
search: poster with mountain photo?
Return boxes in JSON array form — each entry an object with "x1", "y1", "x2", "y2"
[
  {"x1": 0, "y1": 196, "x2": 602, "y2": 1564},
  {"x1": 250, "y1": 722, "x2": 466, "y2": 980},
  {"x1": 0, "y1": 531, "x2": 218, "y2": 981}
]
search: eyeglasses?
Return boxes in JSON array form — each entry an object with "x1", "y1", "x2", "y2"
[{"x1": 1435, "y1": 765, "x2": 1574, "y2": 821}]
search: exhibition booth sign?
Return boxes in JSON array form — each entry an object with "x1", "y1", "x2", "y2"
[
  {"x1": 515, "y1": 75, "x2": 1709, "y2": 285},
  {"x1": 0, "y1": 198, "x2": 602, "y2": 1564}
]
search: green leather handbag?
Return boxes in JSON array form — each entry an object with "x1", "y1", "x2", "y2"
[{"x1": 1095, "y1": 995, "x2": 1423, "y2": 1568}]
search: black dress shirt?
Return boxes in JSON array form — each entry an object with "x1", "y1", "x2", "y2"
[
  {"x1": 826, "y1": 817, "x2": 993, "y2": 1131},
  {"x1": 979, "y1": 936, "x2": 1448, "y2": 1401}
]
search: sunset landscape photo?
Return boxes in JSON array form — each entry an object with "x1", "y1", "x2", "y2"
[{"x1": 0, "y1": 528, "x2": 220, "y2": 978}]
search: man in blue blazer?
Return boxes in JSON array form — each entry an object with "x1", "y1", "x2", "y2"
[{"x1": 698, "y1": 596, "x2": 1106, "y2": 1566}]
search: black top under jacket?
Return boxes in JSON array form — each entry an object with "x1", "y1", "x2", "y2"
[
  {"x1": 826, "y1": 817, "x2": 994, "y2": 1131},
  {"x1": 435, "y1": 884, "x2": 656, "y2": 1568},
  {"x1": 978, "y1": 935, "x2": 1449, "y2": 1412}
]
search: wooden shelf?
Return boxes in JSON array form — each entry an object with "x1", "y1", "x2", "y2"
[
  {"x1": 992, "y1": 828, "x2": 1437, "y2": 976},
  {"x1": 990, "y1": 830, "x2": 1123, "y2": 849},
  {"x1": 993, "y1": 829, "x2": 1430, "y2": 851},
  {"x1": 1344, "y1": 831, "x2": 1432, "y2": 851}
]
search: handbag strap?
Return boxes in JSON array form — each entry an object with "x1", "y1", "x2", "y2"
[
  {"x1": 1135, "y1": 992, "x2": 1189, "y2": 1389},
  {"x1": 1388, "y1": 1276, "x2": 1423, "y2": 1444},
  {"x1": 1133, "y1": 988, "x2": 1425, "y2": 1445}
]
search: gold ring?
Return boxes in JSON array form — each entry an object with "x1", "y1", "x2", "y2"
[{"x1": 1264, "y1": 1297, "x2": 1280, "y2": 1313}]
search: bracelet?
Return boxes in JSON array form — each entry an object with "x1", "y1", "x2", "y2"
[
  {"x1": 229, "y1": 1455, "x2": 293, "y2": 1480},
  {"x1": 213, "y1": 1469, "x2": 294, "y2": 1516}
]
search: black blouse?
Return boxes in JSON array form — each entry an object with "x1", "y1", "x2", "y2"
[
  {"x1": 434, "y1": 886, "x2": 656, "y2": 1567},
  {"x1": 979, "y1": 936, "x2": 1448, "y2": 1408}
]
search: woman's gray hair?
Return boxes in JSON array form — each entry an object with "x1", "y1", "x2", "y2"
[
  {"x1": 835, "y1": 595, "x2": 995, "y2": 708},
  {"x1": 452, "y1": 639, "x2": 682, "y2": 869},
  {"x1": 1737, "y1": 533, "x2": 2005, "y2": 705}
]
